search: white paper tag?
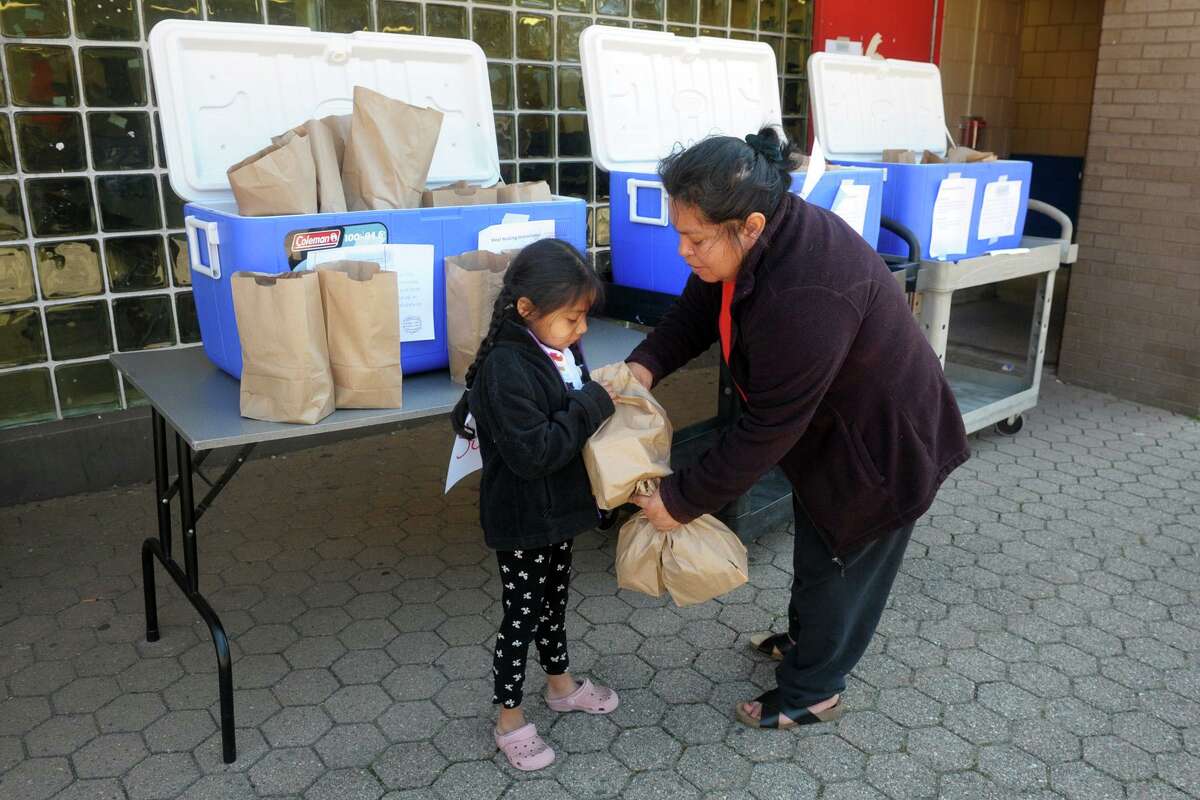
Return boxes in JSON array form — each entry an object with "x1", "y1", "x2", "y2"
[
  {"x1": 302, "y1": 244, "x2": 437, "y2": 342},
  {"x1": 798, "y1": 139, "x2": 827, "y2": 201},
  {"x1": 478, "y1": 219, "x2": 555, "y2": 253},
  {"x1": 929, "y1": 174, "x2": 977, "y2": 259},
  {"x1": 977, "y1": 177, "x2": 1022, "y2": 241},
  {"x1": 445, "y1": 415, "x2": 483, "y2": 493},
  {"x1": 501, "y1": 213, "x2": 531, "y2": 225},
  {"x1": 830, "y1": 180, "x2": 871, "y2": 238}
]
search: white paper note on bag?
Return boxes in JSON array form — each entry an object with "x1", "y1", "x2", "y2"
[
  {"x1": 830, "y1": 180, "x2": 870, "y2": 237},
  {"x1": 305, "y1": 243, "x2": 437, "y2": 342},
  {"x1": 798, "y1": 139, "x2": 827, "y2": 200},
  {"x1": 929, "y1": 175, "x2": 977, "y2": 259},
  {"x1": 478, "y1": 219, "x2": 555, "y2": 253},
  {"x1": 977, "y1": 177, "x2": 1022, "y2": 241},
  {"x1": 445, "y1": 414, "x2": 483, "y2": 493},
  {"x1": 501, "y1": 213, "x2": 530, "y2": 225}
]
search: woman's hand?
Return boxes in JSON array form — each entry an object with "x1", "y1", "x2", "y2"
[
  {"x1": 626, "y1": 362, "x2": 654, "y2": 392},
  {"x1": 631, "y1": 488, "x2": 681, "y2": 532},
  {"x1": 598, "y1": 381, "x2": 619, "y2": 403}
]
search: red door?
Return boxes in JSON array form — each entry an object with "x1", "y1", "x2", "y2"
[{"x1": 813, "y1": 0, "x2": 945, "y2": 64}]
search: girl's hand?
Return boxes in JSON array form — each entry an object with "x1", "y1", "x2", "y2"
[
  {"x1": 598, "y1": 381, "x2": 619, "y2": 403},
  {"x1": 630, "y1": 489, "x2": 681, "y2": 531},
  {"x1": 626, "y1": 362, "x2": 654, "y2": 392}
]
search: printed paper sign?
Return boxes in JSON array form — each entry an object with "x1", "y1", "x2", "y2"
[
  {"x1": 445, "y1": 415, "x2": 483, "y2": 493},
  {"x1": 304, "y1": 243, "x2": 436, "y2": 343},
  {"x1": 830, "y1": 180, "x2": 871, "y2": 237},
  {"x1": 978, "y1": 177, "x2": 1023, "y2": 241},
  {"x1": 478, "y1": 219, "x2": 555, "y2": 253},
  {"x1": 929, "y1": 174, "x2": 977, "y2": 259}
]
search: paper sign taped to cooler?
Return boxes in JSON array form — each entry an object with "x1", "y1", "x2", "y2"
[
  {"x1": 445, "y1": 414, "x2": 483, "y2": 493},
  {"x1": 478, "y1": 219, "x2": 556, "y2": 253},
  {"x1": 929, "y1": 175, "x2": 977, "y2": 259},
  {"x1": 977, "y1": 177, "x2": 1023, "y2": 241},
  {"x1": 830, "y1": 180, "x2": 870, "y2": 238},
  {"x1": 305, "y1": 244, "x2": 436, "y2": 343}
]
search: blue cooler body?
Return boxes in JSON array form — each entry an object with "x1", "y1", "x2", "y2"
[
  {"x1": 186, "y1": 198, "x2": 587, "y2": 378},
  {"x1": 809, "y1": 52, "x2": 1034, "y2": 262},
  {"x1": 151, "y1": 21, "x2": 580, "y2": 379},
  {"x1": 837, "y1": 159, "x2": 1031, "y2": 260},
  {"x1": 609, "y1": 167, "x2": 884, "y2": 295}
]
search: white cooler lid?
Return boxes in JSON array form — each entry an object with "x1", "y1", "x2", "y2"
[
  {"x1": 579, "y1": 26, "x2": 781, "y2": 174},
  {"x1": 149, "y1": 20, "x2": 499, "y2": 205},
  {"x1": 808, "y1": 52, "x2": 948, "y2": 161}
]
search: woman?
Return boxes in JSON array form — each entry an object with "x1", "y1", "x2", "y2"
[{"x1": 625, "y1": 128, "x2": 970, "y2": 730}]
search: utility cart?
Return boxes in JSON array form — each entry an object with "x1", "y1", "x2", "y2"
[{"x1": 913, "y1": 199, "x2": 1079, "y2": 436}]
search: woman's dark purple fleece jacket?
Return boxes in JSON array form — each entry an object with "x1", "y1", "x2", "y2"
[{"x1": 628, "y1": 193, "x2": 970, "y2": 556}]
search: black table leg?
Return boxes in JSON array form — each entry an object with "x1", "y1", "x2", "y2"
[{"x1": 140, "y1": 409, "x2": 250, "y2": 764}]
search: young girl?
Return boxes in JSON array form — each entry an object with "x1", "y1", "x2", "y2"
[{"x1": 451, "y1": 238, "x2": 621, "y2": 771}]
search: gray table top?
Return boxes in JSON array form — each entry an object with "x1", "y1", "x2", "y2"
[{"x1": 111, "y1": 319, "x2": 646, "y2": 452}]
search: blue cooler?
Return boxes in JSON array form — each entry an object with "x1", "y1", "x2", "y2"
[
  {"x1": 809, "y1": 52, "x2": 1033, "y2": 261},
  {"x1": 580, "y1": 26, "x2": 885, "y2": 295},
  {"x1": 150, "y1": 21, "x2": 585, "y2": 378}
]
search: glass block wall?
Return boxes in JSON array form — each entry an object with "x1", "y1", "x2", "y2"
[{"x1": 0, "y1": 0, "x2": 813, "y2": 429}]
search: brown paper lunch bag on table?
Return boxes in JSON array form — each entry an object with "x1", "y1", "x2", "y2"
[
  {"x1": 232, "y1": 271, "x2": 334, "y2": 425},
  {"x1": 314, "y1": 261, "x2": 403, "y2": 409},
  {"x1": 582, "y1": 362, "x2": 673, "y2": 510},
  {"x1": 227, "y1": 130, "x2": 319, "y2": 216},
  {"x1": 444, "y1": 249, "x2": 515, "y2": 385}
]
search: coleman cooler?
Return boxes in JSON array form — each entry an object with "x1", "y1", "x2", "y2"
[
  {"x1": 808, "y1": 52, "x2": 1032, "y2": 261},
  {"x1": 150, "y1": 20, "x2": 586, "y2": 378},
  {"x1": 580, "y1": 25, "x2": 883, "y2": 296}
]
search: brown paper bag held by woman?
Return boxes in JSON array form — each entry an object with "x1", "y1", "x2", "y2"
[
  {"x1": 342, "y1": 86, "x2": 443, "y2": 211},
  {"x1": 227, "y1": 131, "x2": 318, "y2": 216},
  {"x1": 314, "y1": 261, "x2": 403, "y2": 409},
  {"x1": 581, "y1": 362, "x2": 672, "y2": 509},
  {"x1": 615, "y1": 479, "x2": 748, "y2": 607},
  {"x1": 232, "y1": 271, "x2": 334, "y2": 424}
]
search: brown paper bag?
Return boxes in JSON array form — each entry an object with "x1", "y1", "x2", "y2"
[
  {"x1": 883, "y1": 149, "x2": 917, "y2": 164},
  {"x1": 315, "y1": 261, "x2": 403, "y2": 409},
  {"x1": 498, "y1": 181, "x2": 553, "y2": 204},
  {"x1": 615, "y1": 481, "x2": 749, "y2": 607},
  {"x1": 661, "y1": 515, "x2": 749, "y2": 606},
  {"x1": 276, "y1": 116, "x2": 350, "y2": 213},
  {"x1": 342, "y1": 86, "x2": 443, "y2": 211},
  {"x1": 232, "y1": 271, "x2": 334, "y2": 424},
  {"x1": 228, "y1": 131, "x2": 318, "y2": 216},
  {"x1": 444, "y1": 249, "x2": 514, "y2": 384},
  {"x1": 615, "y1": 518, "x2": 665, "y2": 599},
  {"x1": 583, "y1": 362, "x2": 673, "y2": 510},
  {"x1": 421, "y1": 180, "x2": 501, "y2": 208}
]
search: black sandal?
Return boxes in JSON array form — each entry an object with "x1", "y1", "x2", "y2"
[
  {"x1": 735, "y1": 689, "x2": 845, "y2": 730},
  {"x1": 749, "y1": 632, "x2": 793, "y2": 661}
]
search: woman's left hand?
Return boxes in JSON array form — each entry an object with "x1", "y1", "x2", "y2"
[{"x1": 631, "y1": 489, "x2": 682, "y2": 532}]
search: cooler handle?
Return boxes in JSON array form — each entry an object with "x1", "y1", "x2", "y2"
[
  {"x1": 185, "y1": 216, "x2": 222, "y2": 280},
  {"x1": 627, "y1": 179, "x2": 669, "y2": 227}
]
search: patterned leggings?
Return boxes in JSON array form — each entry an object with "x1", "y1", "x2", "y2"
[{"x1": 492, "y1": 540, "x2": 573, "y2": 708}]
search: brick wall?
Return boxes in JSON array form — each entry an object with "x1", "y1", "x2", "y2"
[
  {"x1": 1013, "y1": 0, "x2": 1103, "y2": 156},
  {"x1": 1058, "y1": 0, "x2": 1200, "y2": 415},
  {"x1": 941, "y1": 0, "x2": 1023, "y2": 155}
]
